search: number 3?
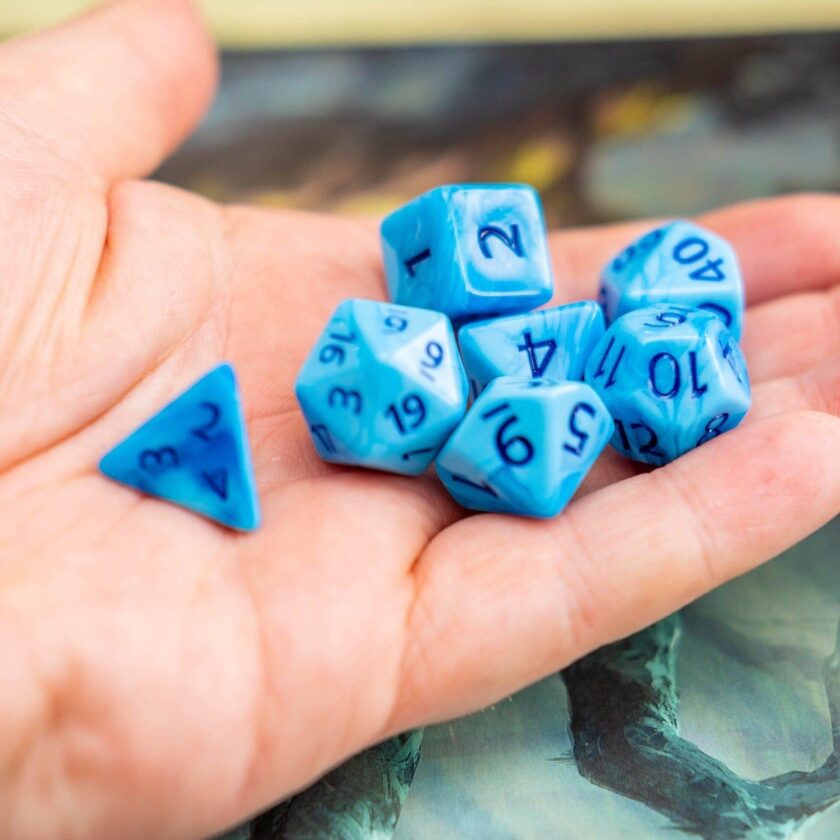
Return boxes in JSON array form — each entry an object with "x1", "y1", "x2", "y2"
[{"x1": 139, "y1": 447, "x2": 179, "y2": 472}]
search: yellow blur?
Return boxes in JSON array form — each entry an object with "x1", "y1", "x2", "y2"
[{"x1": 3, "y1": 0, "x2": 840, "y2": 46}]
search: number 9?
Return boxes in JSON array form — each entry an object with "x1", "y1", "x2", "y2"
[{"x1": 319, "y1": 344, "x2": 345, "y2": 365}]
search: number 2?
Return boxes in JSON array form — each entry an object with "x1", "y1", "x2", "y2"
[
  {"x1": 615, "y1": 420, "x2": 663, "y2": 460},
  {"x1": 191, "y1": 401, "x2": 221, "y2": 443},
  {"x1": 478, "y1": 224, "x2": 524, "y2": 259}
]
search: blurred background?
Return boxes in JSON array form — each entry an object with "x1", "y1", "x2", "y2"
[
  {"x1": 4, "y1": 1, "x2": 840, "y2": 224},
  {"x1": 4, "y1": 3, "x2": 840, "y2": 839}
]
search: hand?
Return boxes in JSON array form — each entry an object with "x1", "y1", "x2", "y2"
[{"x1": 0, "y1": 1, "x2": 837, "y2": 837}]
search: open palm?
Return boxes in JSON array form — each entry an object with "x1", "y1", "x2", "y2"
[{"x1": 0, "y1": 2, "x2": 838, "y2": 838}]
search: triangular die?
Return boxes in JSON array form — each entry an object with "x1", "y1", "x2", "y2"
[{"x1": 99, "y1": 363, "x2": 260, "y2": 531}]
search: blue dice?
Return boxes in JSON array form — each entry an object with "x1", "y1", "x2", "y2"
[
  {"x1": 458, "y1": 301, "x2": 605, "y2": 396},
  {"x1": 600, "y1": 220, "x2": 745, "y2": 339},
  {"x1": 100, "y1": 363, "x2": 261, "y2": 531},
  {"x1": 381, "y1": 184, "x2": 554, "y2": 322},
  {"x1": 296, "y1": 298, "x2": 468, "y2": 475},
  {"x1": 436, "y1": 377, "x2": 613, "y2": 518},
  {"x1": 584, "y1": 304, "x2": 751, "y2": 466}
]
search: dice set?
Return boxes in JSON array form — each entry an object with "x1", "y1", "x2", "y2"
[
  {"x1": 295, "y1": 183, "x2": 750, "y2": 521},
  {"x1": 98, "y1": 183, "x2": 750, "y2": 529}
]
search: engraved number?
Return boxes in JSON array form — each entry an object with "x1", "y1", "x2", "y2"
[
  {"x1": 386, "y1": 394, "x2": 427, "y2": 434},
  {"x1": 139, "y1": 446, "x2": 179, "y2": 472},
  {"x1": 478, "y1": 224, "x2": 524, "y2": 259},
  {"x1": 517, "y1": 331, "x2": 556, "y2": 377},
  {"x1": 191, "y1": 401, "x2": 221, "y2": 443},
  {"x1": 481, "y1": 402, "x2": 534, "y2": 466},
  {"x1": 328, "y1": 387, "x2": 363, "y2": 415},
  {"x1": 563, "y1": 402, "x2": 596, "y2": 456}
]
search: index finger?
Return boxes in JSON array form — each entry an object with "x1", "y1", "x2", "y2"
[{"x1": 549, "y1": 193, "x2": 840, "y2": 307}]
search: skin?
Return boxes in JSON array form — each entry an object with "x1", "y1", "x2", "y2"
[{"x1": 0, "y1": 1, "x2": 837, "y2": 837}]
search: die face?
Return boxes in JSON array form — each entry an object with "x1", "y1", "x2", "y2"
[
  {"x1": 295, "y1": 299, "x2": 468, "y2": 475},
  {"x1": 458, "y1": 301, "x2": 606, "y2": 396},
  {"x1": 99, "y1": 364, "x2": 261, "y2": 531},
  {"x1": 600, "y1": 221, "x2": 745, "y2": 339},
  {"x1": 584, "y1": 305, "x2": 751, "y2": 466},
  {"x1": 436, "y1": 377, "x2": 613, "y2": 518},
  {"x1": 381, "y1": 185, "x2": 554, "y2": 322}
]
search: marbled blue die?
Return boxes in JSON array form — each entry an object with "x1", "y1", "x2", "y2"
[
  {"x1": 296, "y1": 298, "x2": 468, "y2": 475},
  {"x1": 99, "y1": 363, "x2": 260, "y2": 531},
  {"x1": 436, "y1": 377, "x2": 613, "y2": 518},
  {"x1": 583, "y1": 304, "x2": 751, "y2": 466},
  {"x1": 380, "y1": 184, "x2": 554, "y2": 322},
  {"x1": 458, "y1": 301, "x2": 605, "y2": 397},
  {"x1": 600, "y1": 220, "x2": 745, "y2": 339}
]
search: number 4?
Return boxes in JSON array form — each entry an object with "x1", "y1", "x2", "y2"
[{"x1": 517, "y1": 331, "x2": 556, "y2": 377}]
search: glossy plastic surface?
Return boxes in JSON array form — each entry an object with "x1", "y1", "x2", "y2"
[
  {"x1": 381, "y1": 184, "x2": 554, "y2": 322},
  {"x1": 600, "y1": 220, "x2": 744, "y2": 339},
  {"x1": 436, "y1": 376, "x2": 613, "y2": 518},
  {"x1": 584, "y1": 304, "x2": 751, "y2": 465},
  {"x1": 458, "y1": 301, "x2": 605, "y2": 396},
  {"x1": 296, "y1": 298, "x2": 469, "y2": 474},
  {"x1": 99, "y1": 363, "x2": 261, "y2": 531}
]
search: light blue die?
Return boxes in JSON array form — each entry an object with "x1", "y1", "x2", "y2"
[
  {"x1": 381, "y1": 184, "x2": 554, "y2": 322},
  {"x1": 584, "y1": 304, "x2": 751, "y2": 466},
  {"x1": 436, "y1": 377, "x2": 613, "y2": 518},
  {"x1": 600, "y1": 220, "x2": 745, "y2": 339},
  {"x1": 296, "y1": 298, "x2": 468, "y2": 475},
  {"x1": 458, "y1": 301, "x2": 605, "y2": 397},
  {"x1": 99, "y1": 364, "x2": 260, "y2": 531}
]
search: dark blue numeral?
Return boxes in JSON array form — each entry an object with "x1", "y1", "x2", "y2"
[
  {"x1": 139, "y1": 447, "x2": 179, "y2": 472},
  {"x1": 673, "y1": 237, "x2": 725, "y2": 281},
  {"x1": 699, "y1": 302, "x2": 733, "y2": 327},
  {"x1": 689, "y1": 352, "x2": 708, "y2": 397},
  {"x1": 328, "y1": 387, "x2": 362, "y2": 415},
  {"x1": 648, "y1": 352, "x2": 681, "y2": 399},
  {"x1": 615, "y1": 419, "x2": 663, "y2": 459},
  {"x1": 480, "y1": 402, "x2": 510, "y2": 420},
  {"x1": 202, "y1": 468, "x2": 228, "y2": 500},
  {"x1": 450, "y1": 473, "x2": 498, "y2": 497},
  {"x1": 689, "y1": 258, "x2": 726, "y2": 281},
  {"x1": 420, "y1": 341, "x2": 444, "y2": 381},
  {"x1": 563, "y1": 402, "x2": 596, "y2": 456},
  {"x1": 648, "y1": 351, "x2": 706, "y2": 399},
  {"x1": 191, "y1": 401, "x2": 221, "y2": 443},
  {"x1": 719, "y1": 338, "x2": 743, "y2": 383},
  {"x1": 319, "y1": 345, "x2": 345, "y2": 365},
  {"x1": 612, "y1": 244, "x2": 636, "y2": 272},
  {"x1": 517, "y1": 330, "x2": 557, "y2": 377},
  {"x1": 697, "y1": 413, "x2": 730, "y2": 446},
  {"x1": 384, "y1": 314, "x2": 408, "y2": 332},
  {"x1": 673, "y1": 237, "x2": 709, "y2": 264},
  {"x1": 319, "y1": 329, "x2": 356, "y2": 364},
  {"x1": 386, "y1": 394, "x2": 426, "y2": 434},
  {"x1": 593, "y1": 337, "x2": 625, "y2": 388},
  {"x1": 478, "y1": 224, "x2": 524, "y2": 259},
  {"x1": 405, "y1": 249, "x2": 431, "y2": 277},
  {"x1": 480, "y1": 402, "x2": 534, "y2": 466},
  {"x1": 311, "y1": 424, "x2": 336, "y2": 454},
  {"x1": 643, "y1": 309, "x2": 689, "y2": 328},
  {"x1": 329, "y1": 330, "x2": 356, "y2": 343}
]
